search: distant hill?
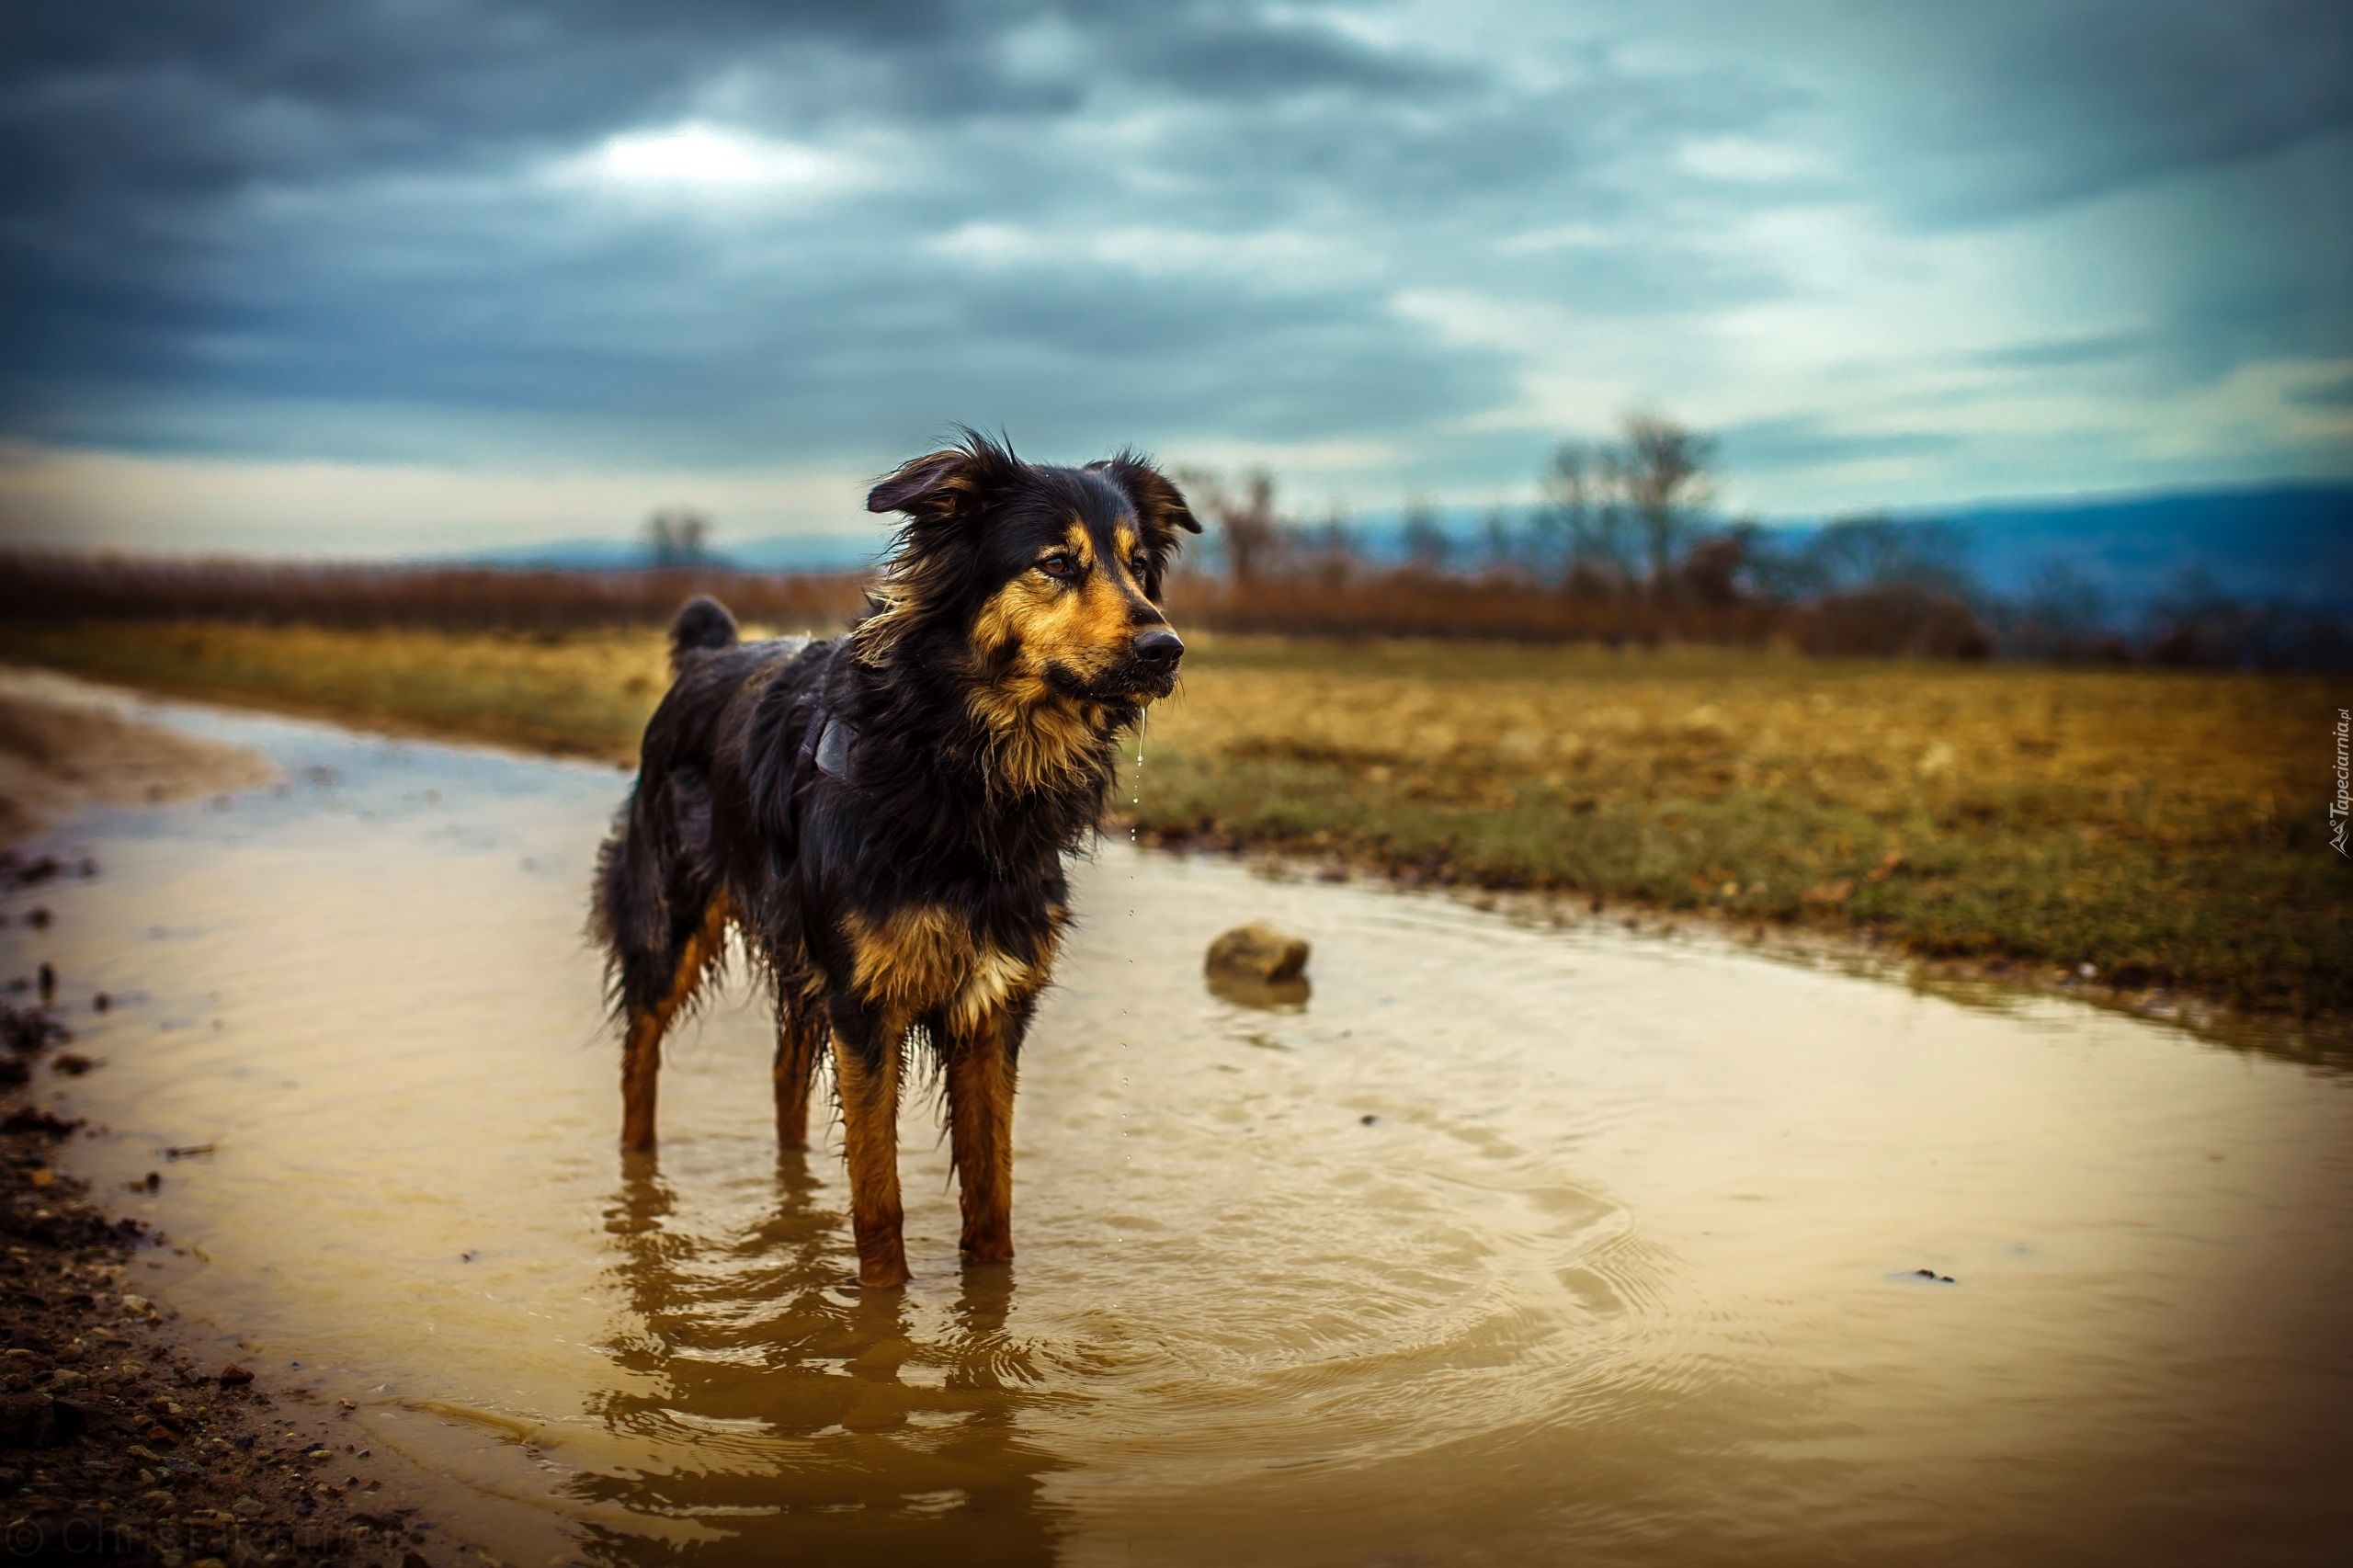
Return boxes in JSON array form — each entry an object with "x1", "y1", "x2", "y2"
[
  {"x1": 1338, "y1": 481, "x2": 2353, "y2": 618},
  {"x1": 445, "y1": 481, "x2": 2351, "y2": 619},
  {"x1": 1917, "y1": 483, "x2": 2353, "y2": 615}
]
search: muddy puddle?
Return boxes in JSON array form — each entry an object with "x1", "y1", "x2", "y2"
[{"x1": 4, "y1": 670, "x2": 2349, "y2": 1566}]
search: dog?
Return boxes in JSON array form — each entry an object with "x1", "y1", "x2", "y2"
[{"x1": 591, "y1": 432, "x2": 1199, "y2": 1288}]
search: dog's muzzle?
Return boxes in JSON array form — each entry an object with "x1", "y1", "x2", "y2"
[{"x1": 1128, "y1": 627, "x2": 1184, "y2": 697}]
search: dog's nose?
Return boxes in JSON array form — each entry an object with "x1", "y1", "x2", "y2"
[{"x1": 1133, "y1": 627, "x2": 1185, "y2": 667}]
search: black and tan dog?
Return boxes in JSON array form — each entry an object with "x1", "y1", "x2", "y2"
[{"x1": 591, "y1": 432, "x2": 1198, "y2": 1288}]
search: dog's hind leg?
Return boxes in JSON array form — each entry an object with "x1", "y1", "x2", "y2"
[
  {"x1": 618, "y1": 892, "x2": 730, "y2": 1152},
  {"x1": 942, "y1": 1003, "x2": 1028, "y2": 1265},
  {"x1": 829, "y1": 1002, "x2": 910, "y2": 1289},
  {"x1": 772, "y1": 976, "x2": 826, "y2": 1152}
]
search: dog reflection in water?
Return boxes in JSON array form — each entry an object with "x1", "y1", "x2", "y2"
[
  {"x1": 585, "y1": 1155, "x2": 1067, "y2": 1561},
  {"x1": 592, "y1": 432, "x2": 1199, "y2": 1287}
]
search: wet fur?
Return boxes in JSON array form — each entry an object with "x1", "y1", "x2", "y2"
[{"x1": 590, "y1": 432, "x2": 1198, "y2": 1287}]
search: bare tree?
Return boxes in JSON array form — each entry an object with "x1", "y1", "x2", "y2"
[
  {"x1": 1176, "y1": 466, "x2": 1285, "y2": 585},
  {"x1": 1528, "y1": 414, "x2": 1720, "y2": 594},
  {"x1": 644, "y1": 506, "x2": 713, "y2": 568},
  {"x1": 1304, "y1": 502, "x2": 1357, "y2": 587},
  {"x1": 1609, "y1": 413, "x2": 1716, "y2": 592},
  {"x1": 1400, "y1": 494, "x2": 1449, "y2": 571},
  {"x1": 1479, "y1": 502, "x2": 1524, "y2": 576},
  {"x1": 2017, "y1": 559, "x2": 2109, "y2": 659},
  {"x1": 1533, "y1": 438, "x2": 1637, "y2": 587},
  {"x1": 1786, "y1": 514, "x2": 1973, "y2": 597}
]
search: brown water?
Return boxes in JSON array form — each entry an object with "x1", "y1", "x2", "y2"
[{"x1": 6, "y1": 671, "x2": 2350, "y2": 1567}]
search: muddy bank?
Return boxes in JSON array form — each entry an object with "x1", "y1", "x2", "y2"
[
  {"x1": 0, "y1": 686, "x2": 278, "y2": 846},
  {"x1": 0, "y1": 1006, "x2": 461, "y2": 1564},
  {"x1": 0, "y1": 695, "x2": 465, "y2": 1564}
]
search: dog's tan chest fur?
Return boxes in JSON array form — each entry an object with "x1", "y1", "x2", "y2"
[{"x1": 841, "y1": 906, "x2": 1055, "y2": 1030}]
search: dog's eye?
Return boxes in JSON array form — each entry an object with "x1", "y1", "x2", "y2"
[
  {"x1": 1037, "y1": 552, "x2": 1081, "y2": 582},
  {"x1": 1130, "y1": 554, "x2": 1150, "y2": 578}
]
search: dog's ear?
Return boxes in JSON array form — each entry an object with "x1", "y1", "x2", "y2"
[
  {"x1": 1088, "y1": 450, "x2": 1202, "y2": 542},
  {"x1": 867, "y1": 430, "x2": 1021, "y2": 524},
  {"x1": 854, "y1": 431, "x2": 1022, "y2": 666}
]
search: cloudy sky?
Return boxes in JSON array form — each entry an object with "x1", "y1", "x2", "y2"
[{"x1": 2, "y1": 0, "x2": 2347, "y2": 556}]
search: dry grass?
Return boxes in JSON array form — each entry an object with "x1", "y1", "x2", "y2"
[
  {"x1": 1166, "y1": 573, "x2": 1790, "y2": 646},
  {"x1": 2, "y1": 620, "x2": 2344, "y2": 1016},
  {"x1": 0, "y1": 551, "x2": 870, "y2": 633},
  {"x1": 0, "y1": 622, "x2": 671, "y2": 761},
  {"x1": 1135, "y1": 639, "x2": 2348, "y2": 1015}
]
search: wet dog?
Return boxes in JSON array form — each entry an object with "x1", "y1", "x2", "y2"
[{"x1": 591, "y1": 433, "x2": 1199, "y2": 1287}]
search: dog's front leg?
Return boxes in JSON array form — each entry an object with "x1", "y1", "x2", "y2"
[
  {"x1": 944, "y1": 1004, "x2": 1026, "y2": 1265},
  {"x1": 830, "y1": 1004, "x2": 910, "y2": 1289}
]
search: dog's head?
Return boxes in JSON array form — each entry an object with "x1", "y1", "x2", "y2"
[{"x1": 857, "y1": 431, "x2": 1200, "y2": 709}]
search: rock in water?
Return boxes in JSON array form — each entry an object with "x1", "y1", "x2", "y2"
[{"x1": 1205, "y1": 923, "x2": 1311, "y2": 984}]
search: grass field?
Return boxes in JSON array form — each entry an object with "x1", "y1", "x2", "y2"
[{"x1": 3, "y1": 619, "x2": 2346, "y2": 1017}]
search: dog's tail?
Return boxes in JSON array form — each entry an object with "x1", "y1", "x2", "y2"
[{"x1": 667, "y1": 596, "x2": 739, "y2": 674}]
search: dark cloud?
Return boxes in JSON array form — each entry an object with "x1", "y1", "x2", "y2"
[
  {"x1": 0, "y1": 0, "x2": 2346, "y2": 510},
  {"x1": 1121, "y1": 6, "x2": 1477, "y2": 100},
  {"x1": 2290, "y1": 369, "x2": 2353, "y2": 411},
  {"x1": 1591, "y1": 0, "x2": 2353, "y2": 225},
  {"x1": 0, "y1": 0, "x2": 1528, "y2": 455},
  {"x1": 1718, "y1": 417, "x2": 1964, "y2": 473},
  {"x1": 1965, "y1": 334, "x2": 2147, "y2": 372},
  {"x1": 0, "y1": 0, "x2": 1647, "y2": 467},
  {"x1": 1913, "y1": 0, "x2": 2353, "y2": 222}
]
